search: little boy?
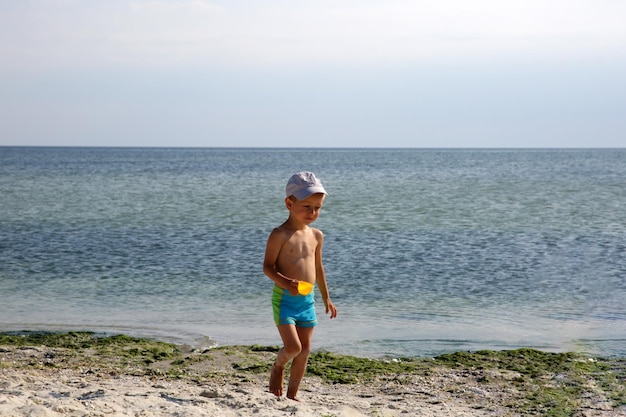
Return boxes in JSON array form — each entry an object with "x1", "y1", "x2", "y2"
[{"x1": 263, "y1": 171, "x2": 338, "y2": 401}]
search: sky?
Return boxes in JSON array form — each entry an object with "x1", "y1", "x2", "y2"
[{"x1": 1, "y1": 0, "x2": 625, "y2": 148}]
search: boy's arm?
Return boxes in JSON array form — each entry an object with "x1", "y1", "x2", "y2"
[
  {"x1": 263, "y1": 229, "x2": 299, "y2": 295},
  {"x1": 314, "y1": 230, "x2": 337, "y2": 319}
]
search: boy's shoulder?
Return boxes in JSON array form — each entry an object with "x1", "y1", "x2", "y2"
[
  {"x1": 268, "y1": 224, "x2": 294, "y2": 241},
  {"x1": 310, "y1": 227, "x2": 324, "y2": 239}
]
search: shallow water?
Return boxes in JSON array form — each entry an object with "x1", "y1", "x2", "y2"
[{"x1": 1, "y1": 147, "x2": 625, "y2": 358}]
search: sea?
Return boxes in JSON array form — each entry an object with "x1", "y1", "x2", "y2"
[{"x1": 1, "y1": 147, "x2": 625, "y2": 359}]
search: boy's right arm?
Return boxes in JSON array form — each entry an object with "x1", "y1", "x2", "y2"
[{"x1": 263, "y1": 229, "x2": 299, "y2": 295}]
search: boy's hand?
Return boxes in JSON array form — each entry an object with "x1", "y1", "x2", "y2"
[
  {"x1": 286, "y1": 279, "x2": 299, "y2": 296},
  {"x1": 325, "y1": 300, "x2": 338, "y2": 319}
]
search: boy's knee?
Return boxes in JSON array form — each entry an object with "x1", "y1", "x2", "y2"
[
  {"x1": 284, "y1": 343, "x2": 302, "y2": 359},
  {"x1": 299, "y1": 343, "x2": 311, "y2": 356}
]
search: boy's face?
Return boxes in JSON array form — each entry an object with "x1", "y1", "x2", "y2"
[{"x1": 286, "y1": 193, "x2": 326, "y2": 225}]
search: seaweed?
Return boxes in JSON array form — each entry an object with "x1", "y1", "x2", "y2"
[{"x1": 1, "y1": 332, "x2": 624, "y2": 416}]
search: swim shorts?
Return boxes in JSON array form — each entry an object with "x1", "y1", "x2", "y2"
[{"x1": 272, "y1": 285, "x2": 318, "y2": 327}]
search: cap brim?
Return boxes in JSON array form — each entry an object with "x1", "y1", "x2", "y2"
[{"x1": 293, "y1": 187, "x2": 327, "y2": 200}]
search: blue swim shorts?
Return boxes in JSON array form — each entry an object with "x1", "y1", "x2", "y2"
[{"x1": 272, "y1": 285, "x2": 318, "y2": 327}]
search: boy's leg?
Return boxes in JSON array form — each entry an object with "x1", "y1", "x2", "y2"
[
  {"x1": 286, "y1": 326, "x2": 314, "y2": 401},
  {"x1": 270, "y1": 324, "x2": 303, "y2": 397},
  {"x1": 287, "y1": 327, "x2": 314, "y2": 401}
]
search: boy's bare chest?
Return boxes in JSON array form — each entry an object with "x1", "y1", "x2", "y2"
[{"x1": 281, "y1": 235, "x2": 317, "y2": 260}]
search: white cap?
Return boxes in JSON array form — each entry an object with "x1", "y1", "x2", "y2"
[{"x1": 285, "y1": 172, "x2": 328, "y2": 200}]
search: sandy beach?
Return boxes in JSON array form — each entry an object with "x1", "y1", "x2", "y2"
[
  {"x1": 1, "y1": 333, "x2": 624, "y2": 417},
  {"x1": 0, "y1": 363, "x2": 490, "y2": 417}
]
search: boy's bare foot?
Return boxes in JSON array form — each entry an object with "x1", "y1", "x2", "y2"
[
  {"x1": 287, "y1": 384, "x2": 301, "y2": 402},
  {"x1": 269, "y1": 364, "x2": 284, "y2": 397}
]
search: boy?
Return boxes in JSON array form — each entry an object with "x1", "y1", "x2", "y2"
[{"x1": 263, "y1": 171, "x2": 338, "y2": 401}]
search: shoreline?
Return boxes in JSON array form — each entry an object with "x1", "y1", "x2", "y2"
[{"x1": 1, "y1": 332, "x2": 624, "y2": 416}]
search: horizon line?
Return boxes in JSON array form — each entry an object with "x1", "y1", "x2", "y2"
[{"x1": 2, "y1": 145, "x2": 625, "y2": 151}]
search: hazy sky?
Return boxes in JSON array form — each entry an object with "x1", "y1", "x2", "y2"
[{"x1": 1, "y1": 0, "x2": 625, "y2": 147}]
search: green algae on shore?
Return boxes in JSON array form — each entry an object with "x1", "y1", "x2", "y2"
[{"x1": 1, "y1": 332, "x2": 624, "y2": 416}]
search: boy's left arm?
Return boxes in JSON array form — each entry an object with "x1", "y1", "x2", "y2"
[{"x1": 314, "y1": 230, "x2": 337, "y2": 319}]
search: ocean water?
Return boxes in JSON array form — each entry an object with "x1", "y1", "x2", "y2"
[{"x1": 1, "y1": 147, "x2": 625, "y2": 358}]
